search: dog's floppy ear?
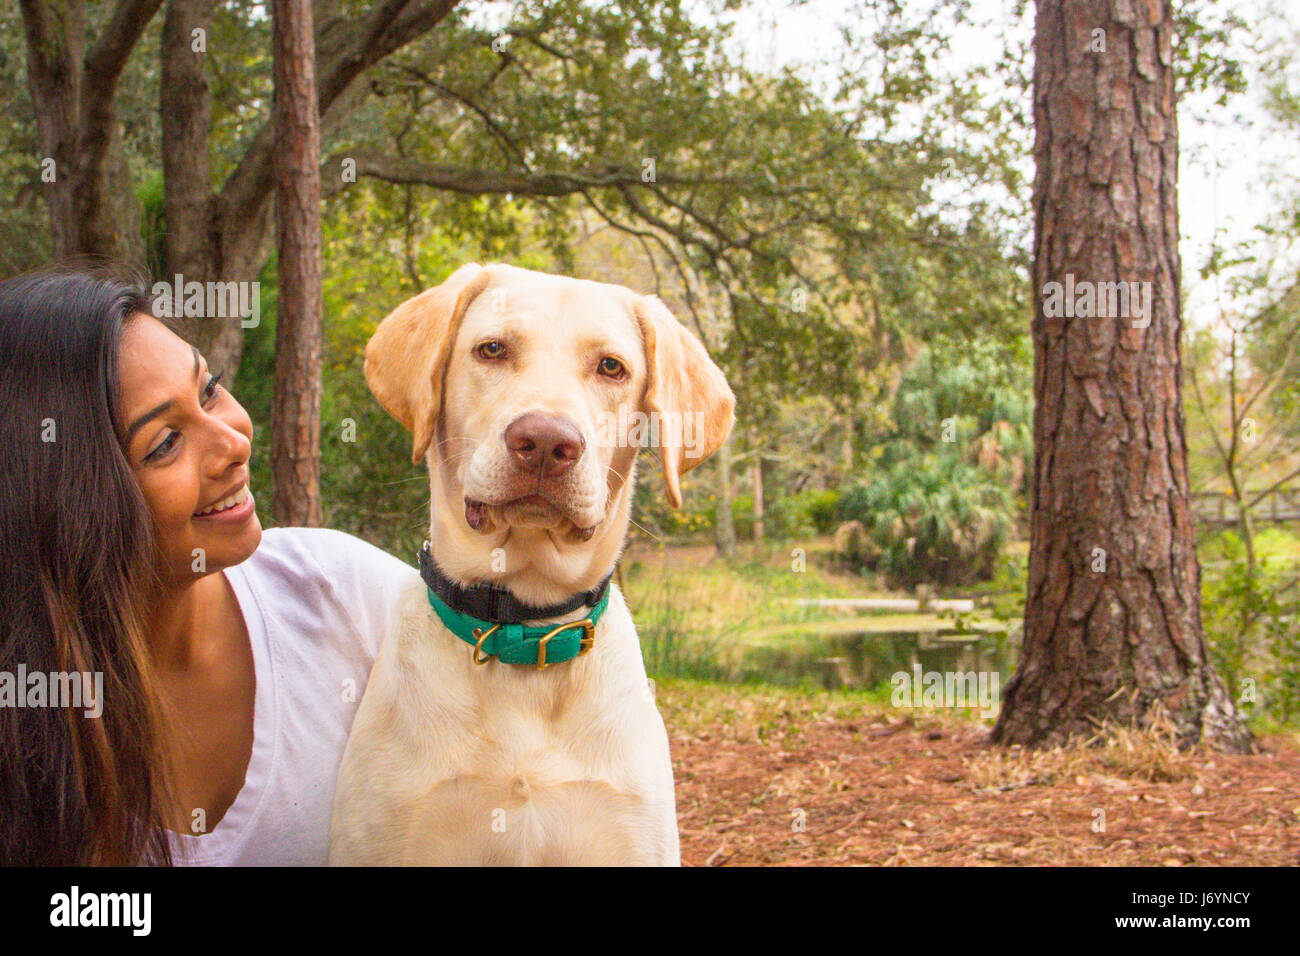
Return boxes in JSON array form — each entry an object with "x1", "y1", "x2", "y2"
[
  {"x1": 365, "y1": 263, "x2": 491, "y2": 464},
  {"x1": 632, "y1": 294, "x2": 735, "y2": 509}
]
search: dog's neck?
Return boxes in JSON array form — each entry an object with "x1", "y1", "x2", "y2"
[{"x1": 424, "y1": 457, "x2": 636, "y2": 609}]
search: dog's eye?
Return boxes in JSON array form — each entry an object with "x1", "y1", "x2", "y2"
[
  {"x1": 476, "y1": 340, "x2": 506, "y2": 360},
  {"x1": 597, "y1": 357, "x2": 626, "y2": 379}
]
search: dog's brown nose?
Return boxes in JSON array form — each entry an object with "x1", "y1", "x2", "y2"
[{"x1": 505, "y1": 412, "x2": 585, "y2": 477}]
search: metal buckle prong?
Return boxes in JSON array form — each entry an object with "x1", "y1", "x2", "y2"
[
  {"x1": 472, "y1": 624, "x2": 500, "y2": 665},
  {"x1": 577, "y1": 620, "x2": 596, "y2": 657}
]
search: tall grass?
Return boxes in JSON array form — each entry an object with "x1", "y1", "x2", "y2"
[{"x1": 633, "y1": 583, "x2": 733, "y2": 681}]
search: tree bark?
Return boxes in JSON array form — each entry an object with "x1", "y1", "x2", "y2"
[
  {"x1": 271, "y1": 0, "x2": 324, "y2": 527},
  {"x1": 20, "y1": 0, "x2": 164, "y2": 259},
  {"x1": 160, "y1": 0, "x2": 220, "y2": 348},
  {"x1": 19, "y1": 0, "x2": 85, "y2": 258},
  {"x1": 991, "y1": 0, "x2": 1253, "y2": 752}
]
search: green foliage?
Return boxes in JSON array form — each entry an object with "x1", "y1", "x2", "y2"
[
  {"x1": 134, "y1": 172, "x2": 166, "y2": 280},
  {"x1": 1173, "y1": 0, "x2": 1251, "y2": 105},
  {"x1": 731, "y1": 487, "x2": 842, "y2": 540},
  {"x1": 838, "y1": 458, "x2": 1013, "y2": 589},
  {"x1": 821, "y1": 336, "x2": 1029, "y2": 588},
  {"x1": 1200, "y1": 528, "x2": 1300, "y2": 726},
  {"x1": 805, "y1": 488, "x2": 843, "y2": 535},
  {"x1": 628, "y1": 472, "x2": 718, "y2": 541},
  {"x1": 882, "y1": 337, "x2": 1032, "y2": 489}
]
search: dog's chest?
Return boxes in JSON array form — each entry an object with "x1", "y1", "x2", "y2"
[
  {"x1": 339, "y1": 586, "x2": 676, "y2": 865},
  {"x1": 395, "y1": 655, "x2": 665, "y2": 863},
  {"x1": 404, "y1": 690, "x2": 666, "y2": 865}
]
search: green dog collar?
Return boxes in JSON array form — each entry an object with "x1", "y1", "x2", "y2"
[{"x1": 426, "y1": 584, "x2": 610, "y2": 669}]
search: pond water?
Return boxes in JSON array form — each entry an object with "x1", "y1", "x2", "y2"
[{"x1": 724, "y1": 617, "x2": 1020, "y2": 691}]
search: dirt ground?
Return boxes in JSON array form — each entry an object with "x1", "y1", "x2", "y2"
[{"x1": 657, "y1": 681, "x2": 1300, "y2": 866}]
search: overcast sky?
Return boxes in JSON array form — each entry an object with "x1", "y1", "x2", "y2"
[{"x1": 726, "y1": 0, "x2": 1300, "y2": 329}]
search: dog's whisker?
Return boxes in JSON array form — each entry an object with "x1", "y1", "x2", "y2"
[{"x1": 626, "y1": 516, "x2": 660, "y2": 541}]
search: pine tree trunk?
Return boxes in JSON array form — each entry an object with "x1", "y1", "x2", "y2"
[
  {"x1": 270, "y1": 0, "x2": 324, "y2": 527},
  {"x1": 991, "y1": 0, "x2": 1253, "y2": 753}
]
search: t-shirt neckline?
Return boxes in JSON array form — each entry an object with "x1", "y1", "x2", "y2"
[{"x1": 166, "y1": 564, "x2": 279, "y2": 864}]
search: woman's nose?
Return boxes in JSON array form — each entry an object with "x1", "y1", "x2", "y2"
[{"x1": 207, "y1": 415, "x2": 252, "y2": 471}]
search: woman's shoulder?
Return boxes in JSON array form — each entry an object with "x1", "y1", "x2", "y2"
[
  {"x1": 250, "y1": 526, "x2": 411, "y2": 572},
  {"x1": 230, "y1": 527, "x2": 421, "y2": 656},
  {"x1": 234, "y1": 527, "x2": 419, "y2": 605}
]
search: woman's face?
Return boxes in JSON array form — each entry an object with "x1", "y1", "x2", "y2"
[{"x1": 117, "y1": 315, "x2": 261, "y2": 581}]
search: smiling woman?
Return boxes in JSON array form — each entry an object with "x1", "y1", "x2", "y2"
[{"x1": 0, "y1": 265, "x2": 418, "y2": 865}]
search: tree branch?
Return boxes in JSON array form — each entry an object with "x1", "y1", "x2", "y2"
[
  {"x1": 217, "y1": 0, "x2": 461, "y2": 276},
  {"x1": 330, "y1": 155, "x2": 737, "y2": 198}
]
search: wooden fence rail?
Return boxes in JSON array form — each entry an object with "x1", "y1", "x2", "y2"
[{"x1": 1191, "y1": 488, "x2": 1300, "y2": 525}]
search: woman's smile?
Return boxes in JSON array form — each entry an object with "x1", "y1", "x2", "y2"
[{"x1": 193, "y1": 483, "x2": 255, "y2": 522}]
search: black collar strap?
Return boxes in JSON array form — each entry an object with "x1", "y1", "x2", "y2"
[{"x1": 418, "y1": 542, "x2": 613, "y2": 624}]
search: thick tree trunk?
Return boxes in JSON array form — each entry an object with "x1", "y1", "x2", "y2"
[
  {"x1": 752, "y1": 448, "x2": 765, "y2": 542},
  {"x1": 270, "y1": 0, "x2": 324, "y2": 527},
  {"x1": 20, "y1": 0, "x2": 163, "y2": 260},
  {"x1": 19, "y1": 0, "x2": 85, "y2": 258},
  {"x1": 161, "y1": 0, "x2": 219, "y2": 341},
  {"x1": 992, "y1": 0, "x2": 1253, "y2": 753}
]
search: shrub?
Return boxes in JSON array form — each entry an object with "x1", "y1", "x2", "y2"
[
  {"x1": 805, "y1": 488, "x2": 842, "y2": 534},
  {"x1": 837, "y1": 458, "x2": 1013, "y2": 589},
  {"x1": 731, "y1": 487, "x2": 843, "y2": 540},
  {"x1": 1200, "y1": 528, "x2": 1300, "y2": 726}
]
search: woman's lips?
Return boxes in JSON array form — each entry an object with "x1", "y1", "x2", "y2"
[{"x1": 193, "y1": 488, "x2": 256, "y2": 524}]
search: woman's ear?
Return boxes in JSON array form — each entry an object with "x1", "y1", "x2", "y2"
[
  {"x1": 632, "y1": 294, "x2": 735, "y2": 509},
  {"x1": 365, "y1": 264, "x2": 490, "y2": 464}
]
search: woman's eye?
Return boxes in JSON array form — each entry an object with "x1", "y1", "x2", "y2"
[
  {"x1": 598, "y1": 357, "x2": 626, "y2": 379},
  {"x1": 145, "y1": 431, "x2": 180, "y2": 463},
  {"x1": 476, "y1": 341, "x2": 505, "y2": 360},
  {"x1": 203, "y1": 371, "x2": 225, "y2": 402}
]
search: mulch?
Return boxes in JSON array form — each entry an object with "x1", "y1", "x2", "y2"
[{"x1": 662, "y1": 687, "x2": 1300, "y2": 866}]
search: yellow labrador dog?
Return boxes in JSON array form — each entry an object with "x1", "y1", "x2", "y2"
[{"x1": 329, "y1": 263, "x2": 733, "y2": 865}]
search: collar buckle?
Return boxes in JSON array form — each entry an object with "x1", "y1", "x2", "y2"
[{"x1": 536, "y1": 619, "x2": 596, "y2": 670}]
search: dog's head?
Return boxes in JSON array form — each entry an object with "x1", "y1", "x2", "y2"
[{"x1": 365, "y1": 263, "x2": 734, "y2": 599}]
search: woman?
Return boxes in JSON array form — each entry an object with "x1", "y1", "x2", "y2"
[{"x1": 0, "y1": 266, "x2": 416, "y2": 865}]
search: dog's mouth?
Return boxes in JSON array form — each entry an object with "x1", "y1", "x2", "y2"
[{"x1": 465, "y1": 495, "x2": 598, "y2": 542}]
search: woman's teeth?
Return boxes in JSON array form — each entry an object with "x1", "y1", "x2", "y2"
[{"x1": 195, "y1": 484, "x2": 249, "y2": 517}]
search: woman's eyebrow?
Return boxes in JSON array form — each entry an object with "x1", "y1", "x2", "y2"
[{"x1": 123, "y1": 347, "x2": 201, "y2": 445}]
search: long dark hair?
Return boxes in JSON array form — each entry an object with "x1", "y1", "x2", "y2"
[{"x1": 0, "y1": 265, "x2": 176, "y2": 865}]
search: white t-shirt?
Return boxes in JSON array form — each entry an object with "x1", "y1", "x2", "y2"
[{"x1": 165, "y1": 526, "x2": 419, "y2": 866}]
